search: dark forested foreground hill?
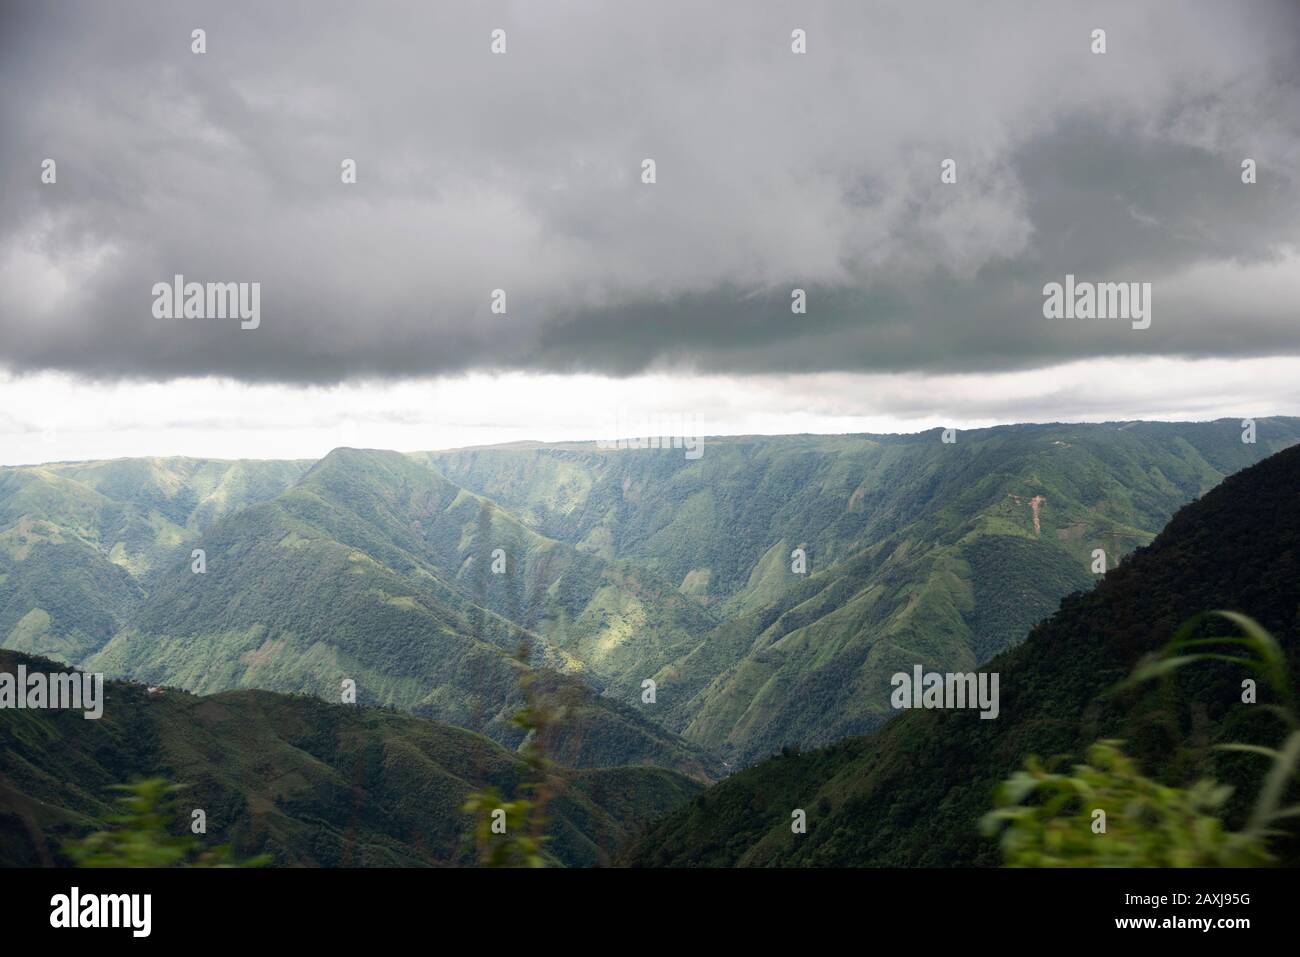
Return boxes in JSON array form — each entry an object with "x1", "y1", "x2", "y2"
[
  {"x1": 623, "y1": 442, "x2": 1300, "y2": 867},
  {"x1": 0, "y1": 651, "x2": 700, "y2": 868}
]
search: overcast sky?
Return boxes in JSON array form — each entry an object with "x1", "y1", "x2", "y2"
[{"x1": 2, "y1": 0, "x2": 1299, "y2": 464}]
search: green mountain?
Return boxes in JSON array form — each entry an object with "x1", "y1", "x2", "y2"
[
  {"x1": 81, "y1": 448, "x2": 717, "y2": 778},
  {"x1": 0, "y1": 457, "x2": 313, "y2": 581},
  {"x1": 0, "y1": 650, "x2": 700, "y2": 868},
  {"x1": 0, "y1": 458, "x2": 310, "y2": 662},
  {"x1": 623, "y1": 442, "x2": 1300, "y2": 866},
  {"x1": 424, "y1": 422, "x2": 1300, "y2": 607},
  {"x1": 426, "y1": 419, "x2": 1300, "y2": 763},
  {"x1": 4, "y1": 419, "x2": 1296, "y2": 781}
]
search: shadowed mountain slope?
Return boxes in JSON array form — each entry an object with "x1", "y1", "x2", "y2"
[{"x1": 0, "y1": 651, "x2": 701, "y2": 868}]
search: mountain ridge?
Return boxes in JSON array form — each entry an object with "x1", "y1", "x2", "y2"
[{"x1": 4, "y1": 418, "x2": 1297, "y2": 779}]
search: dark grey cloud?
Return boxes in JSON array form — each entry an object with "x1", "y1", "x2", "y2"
[{"x1": 2, "y1": 0, "x2": 1298, "y2": 385}]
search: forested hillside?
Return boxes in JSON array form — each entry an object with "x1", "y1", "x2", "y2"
[
  {"x1": 0, "y1": 651, "x2": 700, "y2": 867},
  {"x1": 624, "y1": 442, "x2": 1300, "y2": 866},
  {"x1": 427, "y1": 419, "x2": 1300, "y2": 762},
  {"x1": 80, "y1": 449, "x2": 716, "y2": 777}
]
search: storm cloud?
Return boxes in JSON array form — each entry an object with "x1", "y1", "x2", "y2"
[{"x1": 2, "y1": 0, "x2": 1298, "y2": 385}]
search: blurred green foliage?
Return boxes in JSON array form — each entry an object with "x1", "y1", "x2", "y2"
[
  {"x1": 981, "y1": 741, "x2": 1270, "y2": 866},
  {"x1": 983, "y1": 612, "x2": 1300, "y2": 867},
  {"x1": 463, "y1": 642, "x2": 567, "y2": 867},
  {"x1": 64, "y1": 777, "x2": 268, "y2": 868}
]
